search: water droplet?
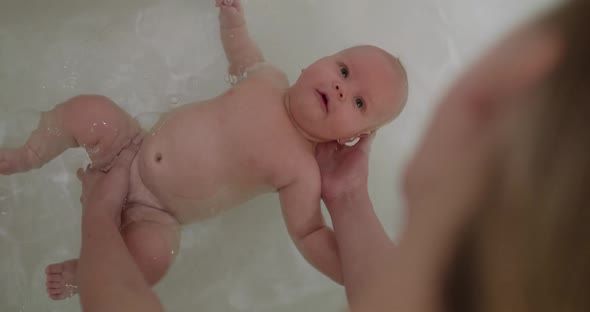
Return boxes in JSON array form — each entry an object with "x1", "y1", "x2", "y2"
[
  {"x1": 224, "y1": 74, "x2": 239, "y2": 85},
  {"x1": 46, "y1": 127, "x2": 62, "y2": 136},
  {"x1": 88, "y1": 146, "x2": 101, "y2": 154}
]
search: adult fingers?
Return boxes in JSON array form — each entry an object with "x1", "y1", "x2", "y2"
[
  {"x1": 76, "y1": 164, "x2": 98, "y2": 182},
  {"x1": 76, "y1": 168, "x2": 84, "y2": 182},
  {"x1": 356, "y1": 131, "x2": 377, "y2": 153},
  {"x1": 111, "y1": 142, "x2": 140, "y2": 171},
  {"x1": 315, "y1": 141, "x2": 340, "y2": 160}
]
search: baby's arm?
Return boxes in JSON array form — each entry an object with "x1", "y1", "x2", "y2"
[
  {"x1": 215, "y1": 0, "x2": 264, "y2": 76},
  {"x1": 279, "y1": 174, "x2": 344, "y2": 284}
]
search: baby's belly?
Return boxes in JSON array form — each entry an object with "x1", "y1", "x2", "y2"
[
  {"x1": 146, "y1": 184, "x2": 265, "y2": 224},
  {"x1": 136, "y1": 152, "x2": 272, "y2": 223},
  {"x1": 128, "y1": 151, "x2": 166, "y2": 212},
  {"x1": 132, "y1": 112, "x2": 274, "y2": 224}
]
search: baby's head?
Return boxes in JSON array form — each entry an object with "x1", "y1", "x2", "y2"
[{"x1": 286, "y1": 45, "x2": 408, "y2": 143}]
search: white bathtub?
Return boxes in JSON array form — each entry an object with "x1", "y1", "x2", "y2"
[{"x1": 0, "y1": 0, "x2": 556, "y2": 311}]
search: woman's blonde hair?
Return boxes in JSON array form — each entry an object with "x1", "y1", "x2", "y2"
[{"x1": 445, "y1": 0, "x2": 590, "y2": 311}]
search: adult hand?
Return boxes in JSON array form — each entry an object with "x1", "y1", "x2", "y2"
[
  {"x1": 315, "y1": 133, "x2": 376, "y2": 204},
  {"x1": 77, "y1": 142, "x2": 140, "y2": 224}
]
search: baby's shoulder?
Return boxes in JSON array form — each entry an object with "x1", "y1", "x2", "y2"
[
  {"x1": 245, "y1": 62, "x2": 289, "y2": 87},
  {"x1": 282, "y1": 148, "x2": 321, "y2": 180}
]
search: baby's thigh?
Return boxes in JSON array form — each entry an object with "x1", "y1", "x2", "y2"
[
  {"x1": 59, "y1": 95, "x2": 141, "y2": 168},
  {"x1": 121, "y1": 204, "x2": 181, "y2": 285}
]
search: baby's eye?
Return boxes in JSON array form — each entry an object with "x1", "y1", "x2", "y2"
[
  {"x1": 355, "y1": 98, "x2": 364, "y2": 110},
  {"x1": 340, "y1": 66, "x2": 349, "y2": 78}
]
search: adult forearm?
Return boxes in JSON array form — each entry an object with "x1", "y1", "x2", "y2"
[
  {"x1": 325, "y1": 189, "x2": 395, "y2": 306},
  {"x1": 298, "y1": 226, "x2": 344, "y2": 284},
  {"x1": 78, "y1": 210, "x2": 163, "y2": 312}
]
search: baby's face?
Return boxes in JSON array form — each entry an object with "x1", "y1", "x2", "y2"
[{"x1": 287, "y1": 46, "x2": 406, "y2": 142}]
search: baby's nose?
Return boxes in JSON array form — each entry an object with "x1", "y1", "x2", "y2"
[{"x1": 333, "y1": 82, "x2": 345, "y2": 100}]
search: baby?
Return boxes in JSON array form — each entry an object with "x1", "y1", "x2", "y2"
[{"x1": 0, "y1": 0, "x2": 408, "y2": 300}]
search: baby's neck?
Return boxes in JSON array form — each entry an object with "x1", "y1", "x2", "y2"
[{"x1": 283, "y1": 90, "x2": 320, "y2": 147}]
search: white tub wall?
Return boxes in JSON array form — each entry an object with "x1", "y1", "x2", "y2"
[{"x1": 0, "y1": 0, "x2": 558, "y2": 311}]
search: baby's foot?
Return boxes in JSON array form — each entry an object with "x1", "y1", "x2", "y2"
[
  {"x1": 0, "y1": 151, "x2": 8, "y2": 174},
  {"x1": 0, "y1": 146, "x2": 41, "y2": 175},
  {"x1": 45, "y1": 259, "x2": 79, "y2": 300},
  {"x1": 0, "y1": 149, "x2": 23, "y2": 175}
]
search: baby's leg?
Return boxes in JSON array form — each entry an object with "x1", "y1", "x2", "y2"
[
  {"x1": 0, "y1": 95, "x2": 141, "y2": 174},
  {"x1": 45, "y1": 205, "x2": 181, "y2": 300}
]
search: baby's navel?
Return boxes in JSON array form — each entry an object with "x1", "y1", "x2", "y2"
[{"x1": 154, "y1": 152, "x2": 163, "y2": 163}]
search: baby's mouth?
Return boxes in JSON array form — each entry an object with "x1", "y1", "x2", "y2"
[{"x1": 317, "y1": 90, "x2": 329, "y2": 112}]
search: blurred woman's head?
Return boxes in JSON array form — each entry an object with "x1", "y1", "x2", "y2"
[
  {"x1": 445, "y1": 1, "x2": 590, "y2": 311},
  {"x1": 392, "y1": 0, "x2": 590, "y2": 311}
]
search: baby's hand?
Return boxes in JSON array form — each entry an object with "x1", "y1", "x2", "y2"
[
  {"x1": 215, "y1": 0, "x2": 245, "y2": 29},
  {"x1": 215, "y1": 0, "x2": 241, "y2": 9}
]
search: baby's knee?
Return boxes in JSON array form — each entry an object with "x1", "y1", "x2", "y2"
[
  {"x1": 67, "y1": 94, "x2": 112, "y2": 106},
  {"x1": 123, "y1": 222, "x2": 179, "y2": 285},
  {"x1": 62, "y1": 94, "x2": 111, "y2": 111},
  {"x1": 60, "y1": 95, "x2": 123, "y2": 123},
  {"x1": 58, "y1": 94, "x2": 139, "y2": 147},
  {"x1": 121, "y1": 207, "x2": 180, "y2": 285}
]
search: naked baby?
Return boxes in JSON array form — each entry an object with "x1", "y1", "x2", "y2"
[{"x1": 0, "y1": 0, "x2": 408, "y2": 300}]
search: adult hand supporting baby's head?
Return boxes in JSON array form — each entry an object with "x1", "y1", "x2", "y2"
[
  {"x1": 77, "y1": 141, "x2": 140, "y2": 225},
  {"x1": 315, "y1": 132, "x2": 376, "y2": 205}
]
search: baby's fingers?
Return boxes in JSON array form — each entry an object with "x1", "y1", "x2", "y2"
[
  {"x1": 216, "y1": 0, "x2": 242, "y2": 12},
  {"x1": 230, "y1": 0, "x2": 243, "y2": 11},
  {"x1": 215, "y1": 0, "x2": 234, "y2": 7},
  {"x1": 112, "y1": 142, "x2": 140, "y2": 171}
]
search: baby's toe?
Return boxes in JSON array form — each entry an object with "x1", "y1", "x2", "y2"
[
  {"x1": 0, "y1": 152, "x2": 12, "y2": 175},
  {"x1": 48, "y1": 289, "x2": 65, "y2": 300},
  {"x1": 44, "y1": 260, "x2": 79, "y2": 300},
  {"x1": 45, "y1": 262, "x2": 64, "y2": 275},
  {"x1": 46, "y1": 279, "x2": 62, "y2": 288}
]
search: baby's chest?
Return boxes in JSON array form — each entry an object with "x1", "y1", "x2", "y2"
[{"x1": 240, "y1": 136, "x2": 316, "y2": 190}]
